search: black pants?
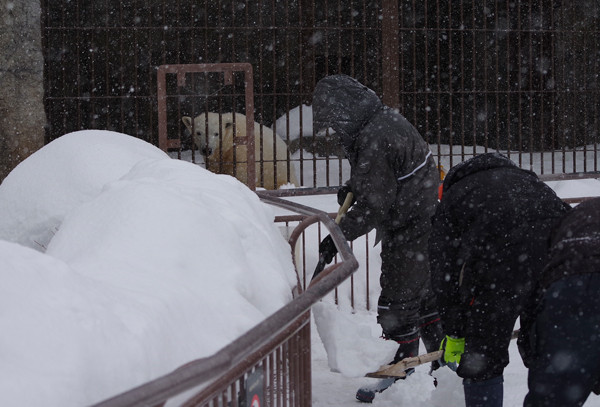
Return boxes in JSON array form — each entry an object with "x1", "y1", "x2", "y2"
[
  {"x1": 457, "y1": 230, "x2": 551, "y2": 382},
  {"x1": 524, "y1": 273, "x2": 600, "y2": 407},
  {"x1": 456, "y1": 290, "x2": 520, "y2": 381},
  {"x1": 377, "y1": 212, "x2": 443, "y2": 358},
  {"x1": 377, "y1": 212, "x2": 436, "y2": 339},
  {"x1": 377, "y1": 160, "x2": 441, "y2": 353}
]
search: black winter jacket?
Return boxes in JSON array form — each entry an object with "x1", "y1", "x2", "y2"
[
  {"x1": 541, "y1": 197, "x2": 600, "y2": 287},
  {"x1": 312, "y1": 74, "x2": 437, "y2": 242},
  {"x1": 518, "y1": 197, "x2": 600, "y2": 368},
  {"x1": 429, "y1": 153, "x2": 571, "y2": 337}
]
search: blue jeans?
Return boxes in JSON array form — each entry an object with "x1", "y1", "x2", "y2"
[{"x1": 464, "y1": 376, "x2": 503, "y2": 407}]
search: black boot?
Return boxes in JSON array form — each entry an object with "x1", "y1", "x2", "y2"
[
  {"x1": 419, "y1": 313, "x2": 444, "y2": 352},
  {"x1": 419, "y1": 312, "x2": 444, "y2": 372},
  {"x1": 391, "y1": 333, "x2": 420, "y2": 363}
]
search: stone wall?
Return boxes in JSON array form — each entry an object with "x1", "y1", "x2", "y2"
[{"x1": 0, "y1": 0, "x2": 46, "y2": 183}]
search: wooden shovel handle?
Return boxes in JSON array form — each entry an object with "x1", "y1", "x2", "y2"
[
  {"x1": 335, "y1": 192, "x2": 354, "y2": 224},
  {"x1": 366, "y1": 350, "x2": 444, "y2": 378}
]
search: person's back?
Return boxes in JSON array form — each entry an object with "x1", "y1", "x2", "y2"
[
  {"x1": 435, "y1": 152, "x2": 567, "y2": 248},
  {"x1": 542, "y1": 197, "x2": 600, "y2": 285},
  {"x1": 430, "y1": 153, "x2": 570, "y2": 407},
  {"x1": 312, "y1": 74, "x2": 436, "y2": 240},
  {"x1": 433, "y1": 153, "x2": 570, "y2": 295},
  {"x1": 523, "y1": 197, "x2": 600, "y2": 406}
]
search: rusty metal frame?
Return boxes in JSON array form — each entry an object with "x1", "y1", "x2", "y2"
[{"x1": 157, "y1": 63, "x2": 256, "y2": 190}]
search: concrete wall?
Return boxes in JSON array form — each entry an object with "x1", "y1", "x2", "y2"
[{"x1": 0, "y1": 0, "x2": 46, "y2": 183}]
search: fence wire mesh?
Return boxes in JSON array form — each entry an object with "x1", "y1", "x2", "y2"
[{"x1": 42, "y1": 0, "x2": 600, "y2": 185}]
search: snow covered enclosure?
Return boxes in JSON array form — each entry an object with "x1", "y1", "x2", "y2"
[{"x1": 0, "y1": 130, "x2": 297, "y2": 406}]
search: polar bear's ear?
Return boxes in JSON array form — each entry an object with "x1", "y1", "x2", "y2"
[
  {"x1": 182, "y1": 116, "x2": 192, "y2": 129},
  {"x1": 224, "y1": 121, "x2": 233, "y2": 129}
]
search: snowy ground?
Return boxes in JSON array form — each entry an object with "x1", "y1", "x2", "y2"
[
  {"x1": 311, "y1": 309, "x2": 534, "y2": 407},
  {"x1": 0, "y1": 124, "x2": 599, "y2": 406}
]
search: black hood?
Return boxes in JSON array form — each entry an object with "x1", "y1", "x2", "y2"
[
  {"x1": 312, "y1": 74, "x2": 382, "y2": 148},
  {"x1": 442, "y1": 152, "x2": 530, "y2": 193}
]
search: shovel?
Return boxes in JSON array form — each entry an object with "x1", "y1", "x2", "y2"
[{"x1": 366, "y1": 329, "x2": 521, "y2": 378}]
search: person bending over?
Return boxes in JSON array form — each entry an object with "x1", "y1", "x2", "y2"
[
  {"x1": 520, "y1": 197, "x2": 600, "y2": 406},
  {"x1": 312, "y1": 74, "x2": 444, "y2": 402},
  {"x1": 429, "y1": 152, "x2": 570, "y2": 407}
]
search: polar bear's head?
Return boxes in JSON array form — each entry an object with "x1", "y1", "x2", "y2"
[{"x1": 182, "y1": 112, "x2": 234, "y2": 157}]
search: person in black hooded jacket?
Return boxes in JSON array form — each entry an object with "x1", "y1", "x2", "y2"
[
  {"x1": 520, "y1": 197, "x2": 600, "y2": 406},
  {"x1": 429, "y1": 152, "x2": 571, "y2": 407},
  {"x1": 312, "y1": 74, "x2": 444, "y2": 401}
]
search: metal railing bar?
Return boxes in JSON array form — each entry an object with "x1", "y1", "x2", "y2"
[
  {"x1": 179, "y1": 314, "x2": 310, "y2": 407},
  {"x1": 257, "y1": 186, "x2": 339, "y2": 198},
  {"x1": 537, "y1": 171, "x2": 600, "y2": 181}
]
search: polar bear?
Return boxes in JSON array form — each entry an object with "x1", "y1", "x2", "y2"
[{"x1": 182, "y1": 112, "x2": 299, "y2": 190}]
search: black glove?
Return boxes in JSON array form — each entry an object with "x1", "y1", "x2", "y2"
[
  {"x1": 318, "y1": 235, "x2": 338, "y2": 264},
  {"x1": 337, "y1": 185, "x2": 356, "y2": 207}
]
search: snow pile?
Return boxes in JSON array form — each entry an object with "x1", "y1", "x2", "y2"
[
  {"x1": 312, "y1": 302, "x2": 397, "y2": 377},
  {"x1": 546, "y1": 178, "x2": 600, "y2": 200},
  {"x1": 0, "y1": 130, "x2": 297, "y2": 406},
  {"x1": 275, "y1": 104, "x2": 313, "y2": 140},
  {"x1": 0, "y1": 130, "x2": 169, "y2": 251},
  {"x1": 379, "y1": 368, "x2": 465, "y2": 405}
]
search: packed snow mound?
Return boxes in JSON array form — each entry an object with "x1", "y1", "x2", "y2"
[
  {"x1": 0, "y1": 130, "x2": 169, "y2": 251},
  {"x1": 313, "y1": 302, "x2": 397, "y2": 377},
  {"x1": 0, "y1": 131, "x2": 297, "y2": 406},
  {"x1": 46, "y1": 158, "x2": 297, "y2": 318},
  {"x1": 0, "y1": 240, "x2": 163, "y2": 406},
  {"x1": 275, "y1": 104, "x2": 313, "y2": 140}
]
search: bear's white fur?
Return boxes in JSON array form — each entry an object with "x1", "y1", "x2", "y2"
[{"x1": 182, "y1": 112, "x2": 299, "y2": 190}]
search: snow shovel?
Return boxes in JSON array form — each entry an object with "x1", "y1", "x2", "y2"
[
  {"x1": 366, "y1": 328, "x2": 521, "y2": 378},
  {"x1": 366, "y1": 350, "x2": 443, "y2": 378},
  {"x1": 311, "y1": 192, "x2": 354, "y2": 281}
]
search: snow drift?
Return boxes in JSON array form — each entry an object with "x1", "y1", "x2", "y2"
[{"x1": 0, "y1": 130, "x2": 297, "y2": 406}]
